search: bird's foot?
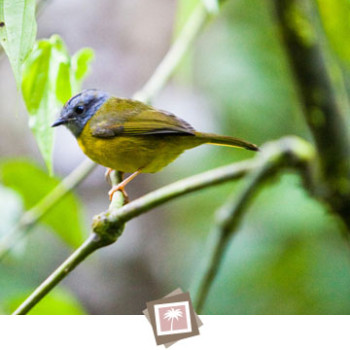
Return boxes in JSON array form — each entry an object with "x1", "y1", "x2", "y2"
[
  {"x1": 108, "y1": 185, "x2": 129, "y2": 203},
  {"x1": 107, "y1": 169, "x2": 141, "y2": 203}
]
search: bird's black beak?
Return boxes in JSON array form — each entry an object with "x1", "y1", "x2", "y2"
[{"x1": 51, "y1": 117, "x2": 67, "y2": 127}]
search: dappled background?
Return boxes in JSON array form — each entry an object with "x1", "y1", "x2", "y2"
[{"x1": 1, "y1": 0, "x2": 350, "y2": 314}]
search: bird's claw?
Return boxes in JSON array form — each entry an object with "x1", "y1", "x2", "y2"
[{"x1": 108, "y1": 185, "x2": 129, "y2": 203}]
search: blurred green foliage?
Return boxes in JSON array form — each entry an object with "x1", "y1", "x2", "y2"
[
  {"x1": 0, "y1": 160, "x2": 86, "y2": 248},
  {"x1": 0, "y1": 160, "x2": 87, "y2": 314},
  {"x1": 317, "y1": 0, "x2": 350, "y2": 66}
]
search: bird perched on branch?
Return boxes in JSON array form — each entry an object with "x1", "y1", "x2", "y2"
[{"x1": 52, "y1": 89, "x2": 258, "y2": 200}]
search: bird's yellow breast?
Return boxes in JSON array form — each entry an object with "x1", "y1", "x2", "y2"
[{"x1": 77, "y1": 118, "x2": 200, "y2": 173}]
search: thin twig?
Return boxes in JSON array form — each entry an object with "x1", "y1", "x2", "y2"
[
  {"x1": 133, "y1": 4, "x2": 207, "y2": 103},
  {"x1": 192, "y1": 137, "x2": 316, "y2": 312}
]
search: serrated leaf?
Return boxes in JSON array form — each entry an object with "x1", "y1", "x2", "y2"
[
  {"x1": 5, "y1": 287, "x2": 86, "y2": 315},
  {"x1": 21, "y1": 35, "x2": 94, "y2": 173},
  {"x1": 0, "y1": 0, "x2": 37, "y2": 87},
  {"x1": 0, "y1": 159, "x2": 86, "y2": 248}
]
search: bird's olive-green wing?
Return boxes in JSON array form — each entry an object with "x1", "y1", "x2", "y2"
[{"x1": 89, "y1": 97, "x2": 195, "y2": 138}]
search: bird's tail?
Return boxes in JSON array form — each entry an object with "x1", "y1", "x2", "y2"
[{"x1": 195, "y1": 132, "x2": 259, "y2": 151}]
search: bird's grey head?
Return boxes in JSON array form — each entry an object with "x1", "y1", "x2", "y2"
[{"x1": 52, "y1": 89, "x2": 110, "y2": 137}]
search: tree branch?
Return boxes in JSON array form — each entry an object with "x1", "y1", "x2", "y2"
[
  {"x1": 12, "y1": 136, "x2": 315, "y2": 314},
  {"x1": 272, "y1": 0, "x2": 350, "y2": 230},
  {"x1": 92, "y1": 158, "x2": 257, "y2": 235},
  {"x1": 12, "y1": 188, "x2": 126, "y2": 315},
  {"x1": 12, "y1": 157, "x2": 253, "y2": 314},
  {"x1": 12, "y1": 157, "x2": 256, "y2": 314},
  {"x1": 192, "y1": 137, "x2": 315, "y2": 313}
]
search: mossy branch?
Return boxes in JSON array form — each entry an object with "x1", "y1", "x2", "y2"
[{"x1": 273, "y1": 0, "x2": 350, "y2": 230}]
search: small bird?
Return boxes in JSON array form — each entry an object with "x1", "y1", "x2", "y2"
[{"x1": 52, "y1": 89, "x2": 258, "y2": 200}]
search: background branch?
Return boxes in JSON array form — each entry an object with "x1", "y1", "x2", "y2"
[
  {"x1": 273, "y1": 0, "x2": 350, "y2": 230},
  {"x1": 192, "y1": 137, "x2": 315, "y2": 313},
  {"x1": 133, "y1": 4, "x2": 207, "y2": 103}
]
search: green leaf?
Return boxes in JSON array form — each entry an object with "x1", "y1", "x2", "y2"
[
  {"x1": 55, "y1": 61, "x2": 72, "y2": 104},
  {"x1": 0, "y1": 159, "x2": 86, "y2": 248},
  {"x1": 72, "y1": 48, "x2": 94, "y2": 85},
  {"x1": 5, "y1": 287, "x2": 86, "y2": 315},
  {"x1": 21, "y1": 35, "x2": 94, "y2": 173},
  {"x1": 21, "y1": 40, "x2": 57, "y2": 173},
  {"x1": 0, "y1": 0, "x2": 37, "y2": 87}
]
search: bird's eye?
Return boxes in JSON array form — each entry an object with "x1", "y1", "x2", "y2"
[{"x1": 74, "y1": 105, "x2": 84, "y2": 114}]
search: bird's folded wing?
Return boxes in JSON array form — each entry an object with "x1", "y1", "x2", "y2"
[{"x1": 90, "y1": 106, "x2": 195, "y2": 138}]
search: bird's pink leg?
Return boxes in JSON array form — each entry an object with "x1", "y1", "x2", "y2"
[{"x1": 108, "y1": 169, "x2": 142, "y2": 201}]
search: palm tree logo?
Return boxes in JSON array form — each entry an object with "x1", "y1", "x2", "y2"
[{"x1": 163, "y1": 307, "x2": 183, "y2": 331}]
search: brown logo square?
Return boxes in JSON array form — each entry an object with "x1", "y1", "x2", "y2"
[{"x1": 143, "y1": 288, "x2": 203, "y2": 347}]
